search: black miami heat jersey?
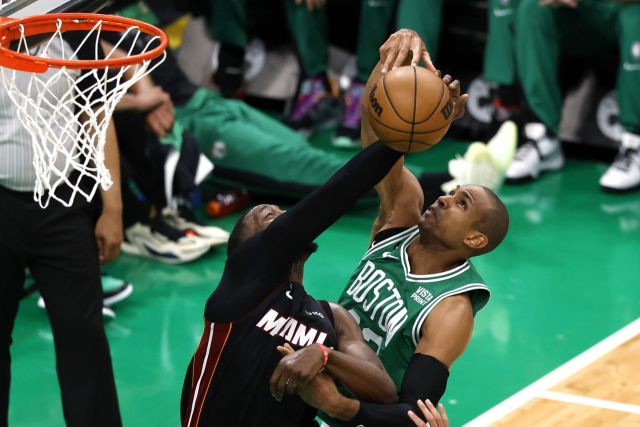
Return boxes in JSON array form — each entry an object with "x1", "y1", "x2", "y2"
[{"x1": 181, "y1": 281, "x2": 337, "y2": 427}]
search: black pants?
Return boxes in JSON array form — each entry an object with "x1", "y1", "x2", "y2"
[{"x1": 0, "y1": 183, "x2": 122, "y2": 427}]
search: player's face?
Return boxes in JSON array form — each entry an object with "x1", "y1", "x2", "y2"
[
  {"x1": 418, "y1": 185, "x2": 488, "y2": 249},
  {"x1": 247, "y1": 204, "x2": 285, "y2": 235}
]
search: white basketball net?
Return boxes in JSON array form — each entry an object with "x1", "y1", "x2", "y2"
[{"x1": 0, "y1": 19, "x2": 166, "y2": 208}]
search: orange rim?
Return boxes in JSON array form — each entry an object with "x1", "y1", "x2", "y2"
[{"x1": 0, "y1": 13, "x2": 168, "y2": 72}]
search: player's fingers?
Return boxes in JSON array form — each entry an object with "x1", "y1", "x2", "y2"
[
  {"x1": 538, "y1": 0, "x2": 552, "y2": 6},
  {"x1": 424, "y1": 400, "x2": 442, "y2": 427},
  {"x1": 278, "y1": 374, "x2": 290, "y2": 401},
  {"x1": 409, "y1": 37, "x2": 422, "y2": 67},
  {"x1": 407, "y1": 410, "x2": 426, "y2": 427},
  {"x1": 96, "y1": 236, "x2": 105, "y2": 264},
  {"x1": 454, "y1": 94, "x2": 469, "y2": 120},
  {"x1": 382, "y1": 46, "x2": 397, "y2": 74},
  {"x1": 435, "y1": 70, "x2": 442, "y2": 78},
  {"x1": 419, "y1": 404, "x2": 438, "y2": 427},
  {"x1": 442, "y1": 74, "x2": 453, "y2": 86},
  {"x1": 285, "y1": 373, "x2": 299, "y2": 395},
  {"x1": 269, "y1": 367, "x2": 281, "y2": 398},
  {"x1": 447, "y1": 79, "x2": 461, "y2": 98},
  {"x1": 439, "y1": 404, "x2": 449, "y2": 427},
  {"x1": 393, "y1": 35, "x2": 411, "y2": 70}
]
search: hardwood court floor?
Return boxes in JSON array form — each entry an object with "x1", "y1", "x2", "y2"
[{"x1": 7, "y1": 132, "x2": 640, "y2": 427}]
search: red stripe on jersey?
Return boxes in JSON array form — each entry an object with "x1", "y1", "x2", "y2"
[{"x1": 183, "y1": 319, "x2": 232, "y2": 427}]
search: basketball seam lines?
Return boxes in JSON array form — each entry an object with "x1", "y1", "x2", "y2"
[
  {"x1": 369, "y1": 114, "x2": 450, "y2": 135},
  {"x1": 383, "y1": 74, "x2": 412, "y2": 125},
  {"x1": 414, "y1": 79, "x2": 446, "y2": 125},
  {"x1": 408, "y1": 67, "x2": 417, "y2": 153}
]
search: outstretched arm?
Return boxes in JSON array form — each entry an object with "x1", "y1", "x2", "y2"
[
  {"x1": 361, "y1": 30, "x2": 469, "y2": 244},
  {"x1": 298, "y1": 294, "x2": 474, "y2": 427},
  {"x1": 270, "y1": 303, "x2": 397, "y2": 405}
]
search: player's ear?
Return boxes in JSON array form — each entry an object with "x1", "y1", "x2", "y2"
[{"x1": 464, "y1": 232, "x2": 487, "y2": 250}]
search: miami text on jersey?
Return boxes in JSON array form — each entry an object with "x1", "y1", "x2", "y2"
[{"x1": 256, "y1": 309, "x2": 328, "y2": 346}]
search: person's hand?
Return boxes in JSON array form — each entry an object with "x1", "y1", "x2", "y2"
[
  {"x1": 437, "y1": 71, "x2": 468, "y2": 121},
  {"x1": 379, "y1": 29, "x2": 436, "y2": 74},
  {"x1": 135, "y1": 85, "x2": 171, "y2": 112},
  {"x1": 270, "y1": 343, "x2": 325, "y2": 401},
  {"x1": 94, "y1": 209, "x2": 123, "y2": 266},
  {"x1": 295, "y1": 0, "x2": 326, "y2": 11},
  {"x1": 408, "y1": 400, "x2": 449, "y2": 427},
  {"x1": 145, "y1": 99, "x2": 175, "y2": 138},
  {"x1": 296, "y1": 371, "x2": 342, "y2": 413},
  {"x1": 538, "y1": 0, "x2": 580, "y2": 8}
]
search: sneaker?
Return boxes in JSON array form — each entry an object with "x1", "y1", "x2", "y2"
[
  {"x1": 37, "y1": 297, "x2": 116, "y2": 321},
  {"x1": 441, "y1": 121, "x2": 518, "y2": 193},
  {"x1": 505, "y1": 123, "x2": 564, "y2": 183},
  {"x1": 332, "y1": 80, "x2": 366, "y2": 149},
  {"x1": 284, "y1": 75, "x2": 340, "y2": 137},
  {"x1": 161, "y1": 207, "x2": 230, "y2": 248},
  {"x1": 101, "y1": 273, "x2": 133, "y2": 306},
  {"x1": 599, "y1": 133, "x2": 640, "y2": 193},
  {"x1": 120, "y1": 219, "x2": 210, "y2": 264}
]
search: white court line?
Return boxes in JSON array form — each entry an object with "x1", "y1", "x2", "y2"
[
  {"x1": 539, "y1": 391, "x2": 640, "y2": 415},
  {"x1": 462, "y1": 316, "x2": 640, "y2": 427}
]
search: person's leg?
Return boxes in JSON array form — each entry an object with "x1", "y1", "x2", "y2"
[
  {"x1": 355, "y1": 0, "x2": 396, "y2": 84},
  {"x1": 29, "y1": 187, "x2": 121, "y2": 427},
  {"x1": 484, "y1": 0, "x2": 518, "y2": 87},
  {"x1": 396, "y1": 0, "x2": 442, "y2": 63},
  {"x1": 209, "y1": 0, "x2": 248, "y2": 48},
  {"x1": 0, "y1": 187, "x2": 29, "y2": 427},
  {"x1": 599, "y1": 3, "x2": 640, "y2": 192},
  {"x1": 177, "y1": 90, "x2": 424, "y2": 193},
  {"x1": 516, "y1": 0, "x2": 617, "y2": 133},
  {"x1": 616, "y1": 3, "x2": 640, "y2": 135},
  {"x1": 284, "y1": 0, "x2": 329, "y2": 78}
]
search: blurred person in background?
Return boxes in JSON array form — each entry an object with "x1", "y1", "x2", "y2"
[
  {"x1": 209, "y1": 0, "x2": 443, "y2": 149},
  {"x1": 0, "y1": 32, "x2": 123, "y2": 427},
  {"x1": 502, "y1": 0, "x2": 640, "y2": 193}
]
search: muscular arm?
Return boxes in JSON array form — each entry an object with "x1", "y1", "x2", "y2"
[
  {"x1": 208, "y1": 141, "x2": 404, "y2": 322},
  {"x1": 270, "y1": 303, "x2": 397, "y2": 404},
  {"x1": 302, "y1": 295, "x2": 474, "y2": 427}
]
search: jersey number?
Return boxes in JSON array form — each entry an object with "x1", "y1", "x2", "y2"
[{"x1": 349, "y1": 309, "x2": 383, "y2": 354}]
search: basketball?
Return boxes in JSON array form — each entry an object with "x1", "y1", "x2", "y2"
[{"x1": 367, "y1": 66, "x2": 454, "y2": 153}]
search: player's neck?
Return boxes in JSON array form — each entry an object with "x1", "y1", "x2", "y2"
[
  {"x1": 289, "y1": 260, "x2": 306, "y2": 284},
  {"x1": 407, "y1": 238, "x2": 466, "y2": 275}
]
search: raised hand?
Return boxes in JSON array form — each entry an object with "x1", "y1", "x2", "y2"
[
  {"x1": 379, "y1": 29, "x2": 436, "y2": 74},
  {"x1": 408, "y1": 400, "x2": 449, "y2": 427},
  {"x1": 437, "y1": 71, "x2": 469, "y2": 121}
]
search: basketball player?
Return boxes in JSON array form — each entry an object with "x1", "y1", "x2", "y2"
[
  {"x1": 0, "y1": 31, "x2": 123, "y2": 426},
  {"x1": 179, "y1": 29, "x2": 471, "y2": 426},
  {"x1": 262, "y1": 30, "x2": 508, "y2": 426}
]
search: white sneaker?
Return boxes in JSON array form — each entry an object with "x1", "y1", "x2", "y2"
[
  {"x1": 121, "y1": 221, "x2": 210, "y2": 264},
  {"x1": 487, "y1": 120, "x2": 518, "y2": 172},
  {"x1": 506, "y1": 123, "x2": 564, "y2": 182},
  {"x1": 599, "y1": 132, "x2": 640, "y2": 193},
  {"x1": 441, "y1": 121, "x2": 517, "y2": 193},
  {"x1": 161, "y1": 207, "x2": 230, "y2": 248}
]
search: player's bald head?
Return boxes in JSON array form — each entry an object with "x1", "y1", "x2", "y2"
[{"x1": 472, "y1": 188, "x2": 509, "y2": 255}]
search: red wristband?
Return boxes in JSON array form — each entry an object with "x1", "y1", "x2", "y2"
[{"x1": 316, "y1": 343, "x2": 329, "y2": 366}]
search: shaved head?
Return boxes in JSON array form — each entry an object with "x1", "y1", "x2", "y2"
[{"x1": 472, "y1": 188, "x2": 509, "y2": 255}]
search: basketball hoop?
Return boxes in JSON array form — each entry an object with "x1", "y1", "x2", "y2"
[{"x1": 0, "y1": 13, "x2": 168, "y2": 207}]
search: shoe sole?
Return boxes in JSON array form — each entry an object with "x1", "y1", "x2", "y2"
[
  {"x1": 103, "y1": 283, "x2": 133, "y2": 306},
  {"x1": 121, "y1": 240, "x2": 209, "y2": 264},
  {"x1": 505, "y1": 153, "x2": 564, "y2": 184},
  {"x1": 600, "y1": 183, "x2": 640, "y2": 194}
]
